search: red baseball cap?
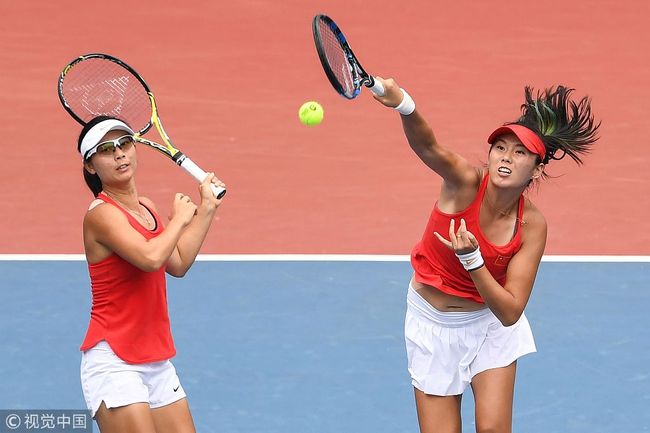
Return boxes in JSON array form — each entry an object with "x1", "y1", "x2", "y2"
[{"x1": 487, "y1": 124, "x2": 546, "y2": 161}]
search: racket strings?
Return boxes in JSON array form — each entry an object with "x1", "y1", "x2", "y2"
[
  {"x1": 317, "y1": 20, "x2": 356, "y2": 98},
  {"x1": 61, "y1": 58, "x2": 151, "y2": 132}
]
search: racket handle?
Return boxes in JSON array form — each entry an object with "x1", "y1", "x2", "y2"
[
  {"x1": 178, "y1": 157, "x2": 227, "y2": 199},
  {"x1": 368, "y1": 77, "x2": 385, "y2": 96}
]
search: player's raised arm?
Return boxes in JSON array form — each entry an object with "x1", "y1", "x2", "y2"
[
  {"x1": 166, "y1": 173, "x2": 226, "y2": 277},
  {"x1": 311, "y1": 14, "x2": 477, "y2": 190},
  {"x1": 372, "y1": 77, "x2": 478, "y2": 189}
]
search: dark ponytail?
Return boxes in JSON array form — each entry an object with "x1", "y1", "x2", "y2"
[
  {"x1": 513, "y1": 85, "x2": 600, "y2": 165},
  {"x1": 82, "y1": 167, "x2": 103, "y2": 198}
]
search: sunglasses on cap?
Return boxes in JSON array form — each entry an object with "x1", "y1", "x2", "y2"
[{"x1": 85, "y1": 135, "x2": 135, "y2": 160}]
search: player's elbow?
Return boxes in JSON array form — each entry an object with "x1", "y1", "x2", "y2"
[
  {"x1": 165, "y1": 260, "x2": 190, "y2": 278},
  {"x1": 166, "y1": 266, "x2": 188, "y2": 278},
  {"x1": 498, "y1": 309, "x2": 524, "y2": 327},
  {"x1": 138, "y1": 261, "x2": 164, "y2": 273},
  {"x1": 137, "y1": 252, "x2": 168, "y2": 273},
  {"x1": 499, "y1": 316, "x2": 518, "y2": 327}
]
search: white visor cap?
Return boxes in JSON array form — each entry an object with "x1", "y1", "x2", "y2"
[{"x1": 80, "y1": 119, "x2": 135, "y2": 160}]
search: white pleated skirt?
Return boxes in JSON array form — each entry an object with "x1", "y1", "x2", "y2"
[{"x1": 405, "y1": 285, "x2": 536, "y2": 396}]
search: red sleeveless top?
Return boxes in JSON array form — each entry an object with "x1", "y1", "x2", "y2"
[
  {"x1": 80, "y1": 193, "x2": 176, "y2": 363},
  {"x1": 411, "y1": 175, "x2": 524, "y2": 303}
]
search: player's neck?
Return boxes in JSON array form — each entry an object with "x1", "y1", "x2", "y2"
[
  {"x1": 483, "y1": 186, "x2": 520, "y2": 219},
  {"x1": 102, "y1": 186, "x2": 139, "y2": 209},
  {"x1": 103, "y1": 187, "x2": 153, "y2": 228}
]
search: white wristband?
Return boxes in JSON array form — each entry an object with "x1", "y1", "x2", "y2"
[
  {"x1": 455, "y1": 247, "x2": 485, "y2": 272},
  {"x1": 395, "y1": 88, "x2": 416, "y2": 115}
]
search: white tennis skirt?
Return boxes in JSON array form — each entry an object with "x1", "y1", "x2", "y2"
[
  {"x1": 80, "y1": 341, "x2": 186, "y2": 418},
  {"x1": 405, "y1": 285, "x2": 536, "y2": 396}
]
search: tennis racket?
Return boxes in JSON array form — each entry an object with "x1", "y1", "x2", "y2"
[
  {"x1": 312, "y1": 14, "x2": 385, "y2": 99},
  {"x1": 57, "y1": 53, "x2": 226, "y2": 199}
]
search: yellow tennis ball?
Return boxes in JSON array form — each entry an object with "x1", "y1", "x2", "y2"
[{"x1": 298, "y1": 101, "x2": 324, "y2": 126}]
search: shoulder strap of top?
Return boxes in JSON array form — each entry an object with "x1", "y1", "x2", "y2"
[
  {"x1": 475, "y1": 173, "x2": 490, "y2": 203},
  {"x1": 456, "y1": 173, "x2": 490, "y2": 215},
  {"x1": 97, "y1": 192, "x2": 161, "y2": 234},
  {"x1": 96, "y1": 192, "x2": 129, "y2": 218}
]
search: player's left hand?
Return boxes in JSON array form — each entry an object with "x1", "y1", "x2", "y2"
[{"x1": 434, "y1": 218, "x2": 479, "y2": 254}]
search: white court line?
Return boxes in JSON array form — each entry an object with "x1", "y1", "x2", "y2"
[{"x1": 0, "y1": 254, "x2": 649, "y2": 262}]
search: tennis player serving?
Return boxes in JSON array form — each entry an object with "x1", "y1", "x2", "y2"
[
  {"x1": 372, "y1": 79, "x2": 599, "y2": 432},
  {"x1": 77, "y1": 116, "x2": 225, "y2": 432}
]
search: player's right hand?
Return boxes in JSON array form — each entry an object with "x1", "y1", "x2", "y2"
[
  {"x1": 199, "y1": 173, "x2": 225, "y2": 210},
  {"x1": 170, "y1": 193, "x2": 197, "y2": 226},
  {"x1": 372, "y1": 77, "x2": 403, "y2": 108}
]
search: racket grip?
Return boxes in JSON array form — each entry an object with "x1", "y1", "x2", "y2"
[
  {"x1": 369, "y1": 78, "x2": 385, "y2": 96},
  {"x1": 179, "y1": 157, "x2": 227, "y2": 199}
]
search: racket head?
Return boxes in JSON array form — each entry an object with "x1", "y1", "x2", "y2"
[
  {"x1": 312, "y1": 14, "x2": 374, "y2": 99},
  {"x1": 58, "y1": 53, "x2": 154, "y2": 135}
]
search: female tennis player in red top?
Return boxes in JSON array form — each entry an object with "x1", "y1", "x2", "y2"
[
  {"x1": 372, "y1": 80, "x2": 598, "y2": 433},
  {"x1": 77, "y1": 116, "x2": 225, "y2": 433}
]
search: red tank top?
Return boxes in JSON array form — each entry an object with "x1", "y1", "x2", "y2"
[
  {"x1": 410, "y1": 175, "x2": 524, "y2": 303},
  {"x1": 80, "y1": 193, "x2": 176, "y2": 363}
]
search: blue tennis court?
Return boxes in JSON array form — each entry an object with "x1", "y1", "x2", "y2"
[{"x1": 0, "y1": 258, "x2": 648, "y2": 432}]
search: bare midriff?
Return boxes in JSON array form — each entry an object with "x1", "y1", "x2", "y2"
[{"x1": 410, "y1": 275, "x2": 488, "y2": 312}]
